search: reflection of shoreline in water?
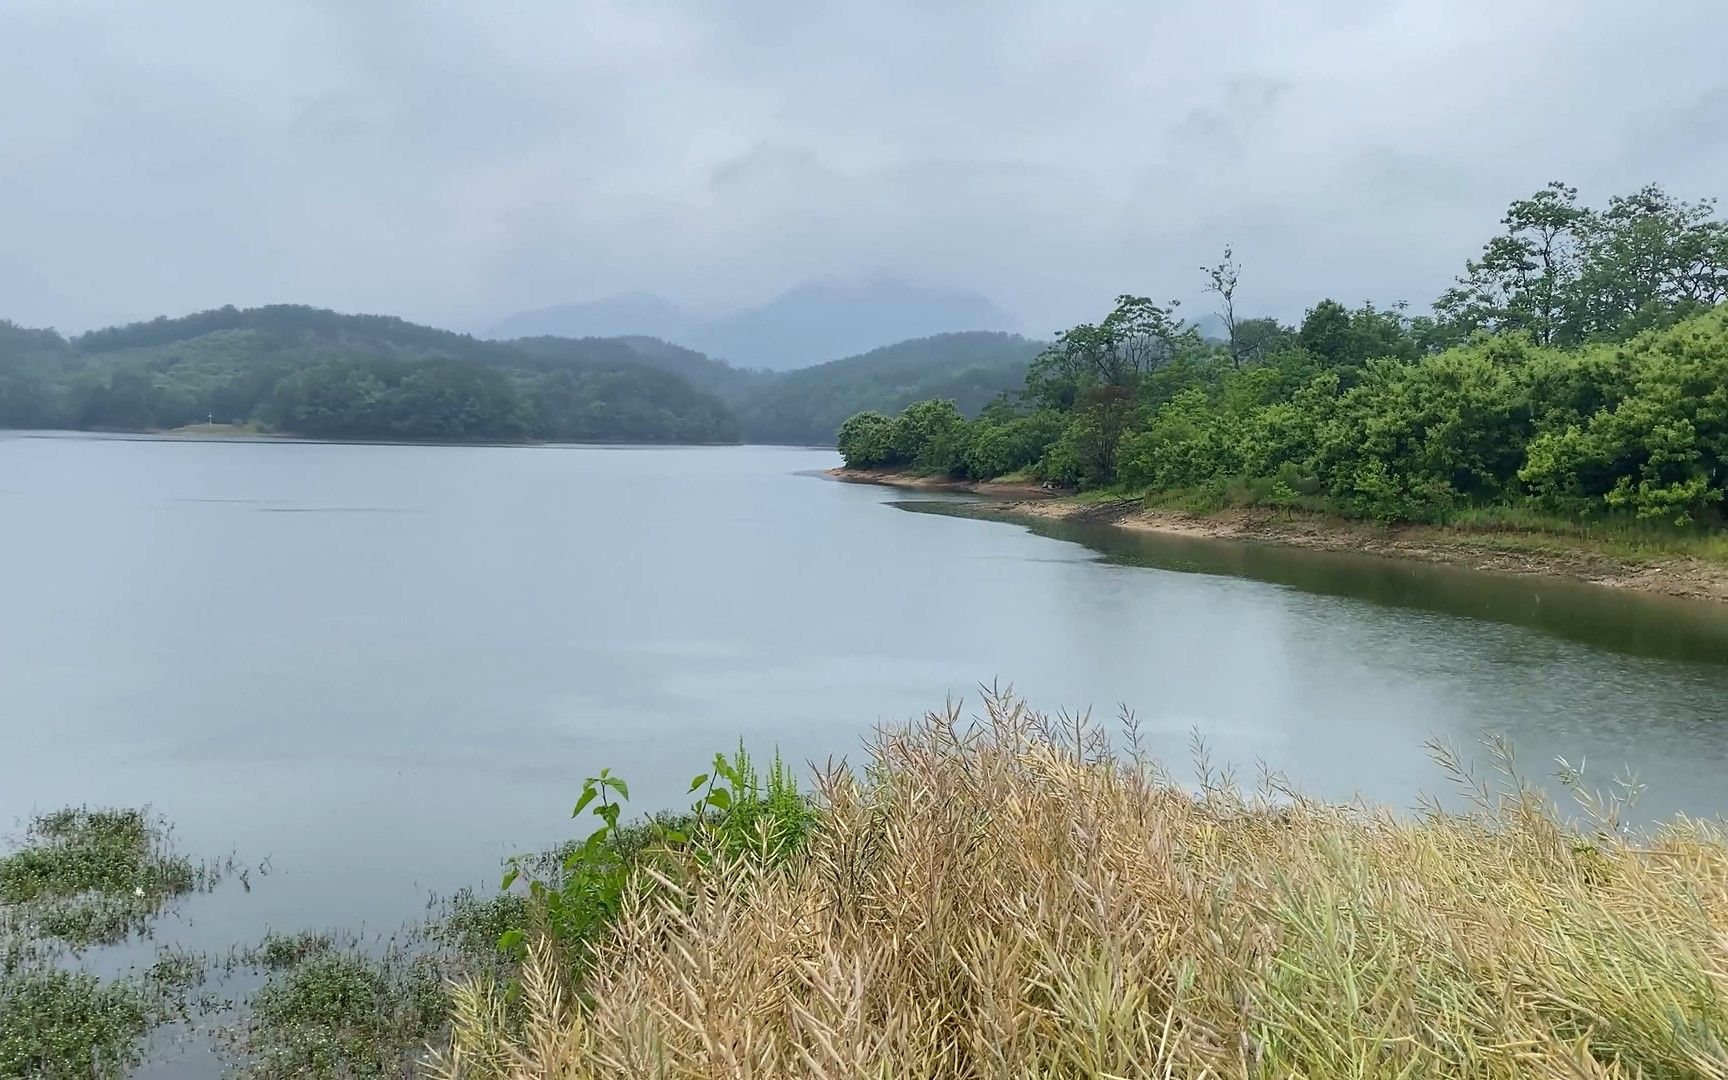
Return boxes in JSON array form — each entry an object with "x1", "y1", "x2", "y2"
[
  {"x1": 828, "y1": 469, "x2": 1728, "y2": 605},
  {"x1": 895, "y1": 499, "x2": 1728, "y2": 668}
]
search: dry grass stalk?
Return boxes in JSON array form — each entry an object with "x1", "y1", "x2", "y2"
[{"x1": 434, "y1": 692, "x2": 1728, "y2": 1078}]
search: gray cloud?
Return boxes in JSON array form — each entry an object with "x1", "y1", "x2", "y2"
[{"x1": 1, "y1": 0, "x2": 1724, "y2": 337}]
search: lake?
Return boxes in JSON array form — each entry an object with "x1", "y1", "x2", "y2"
[{"x1": 4, "y1": 432, "x2": 1728, "y2": 1056}]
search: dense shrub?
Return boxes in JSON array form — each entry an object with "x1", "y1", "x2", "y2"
[
  {"x1": 960, "y1": 410, "x2": 1066, "y2": 479},
  {"x1": 890, "y1": 399, "x2": 968, "y2": 474},
  {"x1": 841, "y1": 302, "x2": 1728, "y2": 527},
  {"x1": 1521, "y1": 309, "x2": 1728, "y2": 523},
  {"x1": 834, "y1": 183, "x2": 1728, "y2": 530},
  {"x1": 834, "y1": 410, "x2": 896, "y2": 468}
]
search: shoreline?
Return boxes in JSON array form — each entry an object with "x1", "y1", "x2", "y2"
[
  {"x1": 828, "y1": 468, "x2": 1728, "y2": 604},
  {"x1": 2, "y1": 426, "x2": 747, "y2": 450}
]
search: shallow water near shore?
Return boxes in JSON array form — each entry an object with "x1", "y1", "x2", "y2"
[
  {"x1": 3, "y1": 432, "x2": 1728, "y2": 1071},
  {"x1": 900, "y1": 496, "x2": 1728, "y2": 665}
]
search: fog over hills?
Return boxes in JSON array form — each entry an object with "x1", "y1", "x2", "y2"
[
  {"x1": 490, "y1": 276, "x2": 1018, "y2": 371},
  {"x1": 489, "y1": 292, "x2": 705, "y2": 347}
]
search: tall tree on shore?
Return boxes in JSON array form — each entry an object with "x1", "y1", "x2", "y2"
[
  {"x1": 1437, "y1": 182, "x2": 1728, "y2": 347},
  {"x1": 1574, "y1": 185, "x2": 1728, "y2": 336},
  {"x1": 1025, "y1": 295, "x2": 1193, "y2": 407},
  {"x1": 1436, "y1": 181, "x2": 1589, "y2": 347}
]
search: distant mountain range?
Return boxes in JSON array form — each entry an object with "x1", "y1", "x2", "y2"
[{"x1": 489, "y1": 276, "x2": 1019, "y2": 371}]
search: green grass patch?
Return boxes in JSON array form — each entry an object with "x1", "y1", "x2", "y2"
[
  {"x1": 0, "y1": 807, "x2": 225, "y2": 1077},
  {"x1": 0, "y1": 808, "x2": 194, "y2": 904},
  {"x1": 245, "y1": 931, "x2": 338, "y2": 972},
  {"x1": 0, "y1": 807, "x2": 217, "y2": 949},
  {"x1": 1116, "y1": 482, "x2": 1728, "y2": 566},
  {"x1": 1443, "y1": 503, "x2": 1728, "y2": 563},
  {"x1": 0, "y1": 968, "x2": 153, "y2": 1079},
  {"x1": 220, "y1": 889, "x2": 539, "y2": 1076},
  {"x1": 236, "y1": 949, "x2": 446, "y2": 1079}
]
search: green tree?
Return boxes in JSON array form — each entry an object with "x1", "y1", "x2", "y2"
[
  {"x1": 1046, "y1": 387, "x2": 1140, "y2": 488},
  {"x1": 890, "y1": 399, "x2": 968, "y2": 474},
  {"x1": 1297, "y1": 300, "x2": 1353, "y2": 366},
  {"x1": 1574, "y1": 185, "x2": 1728, "y2": 337},
  {"x1": 836, "y1": 410, "x2": 896, "y2": 468},
  {"x1": 1231, "y1": 316, "x2": 1296, "y2": 369},
  {"x1": 1026, "y1": 295, "x2": 1196, "y2": 407},
  {"x1": 1297, "y1": 300, "x2": 1420, "y2": 374},
  {"x1": 1436, "y1": 182, "x2": 1589, "y2": 346},
  {"x1": 960, "y1": 410, "x2": 1066, "y2": 480}
]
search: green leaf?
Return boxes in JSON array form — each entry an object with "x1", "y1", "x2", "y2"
[
  {"x1": 500, "y1": 867, "x2": 519, "y2": 890},
  {"x1": 706, "y1": 788, "x2": 732, "y2": 811},
  {"x1": 571, "y1": 788, "x2": 597, "y2": 818},
  {"x1": 688, "y1": 773, "x2": 710, "y2": 793}
]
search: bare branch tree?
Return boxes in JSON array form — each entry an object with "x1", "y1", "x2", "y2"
[{"x1": 1202, "y1": 246, "x2": 1243, "y2": 368}]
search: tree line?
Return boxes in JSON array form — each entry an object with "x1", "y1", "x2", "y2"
[
  {"x1": 839, "y1": 182, "x2": 1728, "y2": 527},
  {"x1": 0, "y1": 307, "x2": 741, "y2": 443},
  {"x1": 0, "y1": 305, "x2": 1046, "y2": 446}
]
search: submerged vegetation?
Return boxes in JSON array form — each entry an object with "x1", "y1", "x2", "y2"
[
  {"x1": 438, "y1": 695, "x2": 1728, "y2": 1079},
  {"x1": 231, "y1": 933, "x2": 450, "y2": 1079},
  {"x1": 0, "y1": 808, "x2": 211, "y2": 949},
  {"x1": 0, "y1": 808, "x2": 219, "y2": 1078},
  {"x1": 0, "y1": 803, "x2": 520, "y2": 1078},
  {"x1": 840, "y1": 183, "x2": 1728, "y2": 544},
  {"x1": 0, "y1": 968, "x2": 155, "y2": 1078}
]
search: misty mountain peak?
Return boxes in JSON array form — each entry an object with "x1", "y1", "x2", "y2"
[{"x1": 491, "y1": 276, "x2": 1017, "y2": 371}]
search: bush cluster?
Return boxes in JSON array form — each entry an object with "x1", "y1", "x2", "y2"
[{"x1": 840, "y1": 182, "x2": 1728, "y2": 527}]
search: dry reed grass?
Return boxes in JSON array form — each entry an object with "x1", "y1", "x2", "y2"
[{"x1": 435, "y1": 692, "x2": 1728, "y2": 1078}]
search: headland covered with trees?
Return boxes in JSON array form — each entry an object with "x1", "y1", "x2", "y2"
[{"x1": 838, "y1": 183, "x2": 1728, "y2": 533}]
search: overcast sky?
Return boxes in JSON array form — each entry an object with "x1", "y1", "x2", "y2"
[{"x1": 3, "y1": 0, "x2": 1725, "y2": 336}]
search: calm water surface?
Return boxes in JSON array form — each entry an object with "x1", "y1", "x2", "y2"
[{"x1": 3, "y1": 432, "x2": 1727, "y2": 1062}]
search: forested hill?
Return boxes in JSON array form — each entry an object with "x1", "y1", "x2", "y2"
[
  {"x1": 71, "y1": 304, "x2": 516, "y2": 364},
  {"x1": 506, "y1": 328, "x2": 1048, "y2": 444},
  {"x1": 0, "y1": 305, "x2": 742, "y2": 443},
  {"x1": 512, "y1": 334, "x2": 767, "y2": 402},
  {"x1": 0, "y1": 304, "x2": 1046, "y2": 446},
  {"x1": 731, "y1": 331, "x2": 1046, "y2": 445}
]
